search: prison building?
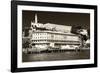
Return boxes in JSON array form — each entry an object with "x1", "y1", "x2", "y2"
[
  {"x1": 31, "y1": 30, "x2": 81, "y2": 49},
  {"x1": 24, "y1": 14, "x2": 82, "y2": 50}
]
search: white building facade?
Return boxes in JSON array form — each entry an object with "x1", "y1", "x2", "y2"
[
  {"x1": 31, "y1": 30, "x2": 81, "y2": 50},
  {"x1": 23, "y1": 14, "x2": 82, "y2": 51}
]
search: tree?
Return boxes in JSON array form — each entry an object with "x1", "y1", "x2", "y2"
[
  {"x1": 71, "y1": 26, "x2": 82, "y2": 34},
  {"x1": 22, "y1": 38, "x2": 30, "y2": 49},
  {"x1": 71, "y1": 25, "x2": 88, "y2": 49}
]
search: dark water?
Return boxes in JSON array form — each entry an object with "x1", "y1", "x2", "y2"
[{"x1": 22, "y1": 50, "x2": 90, "y2": 62}]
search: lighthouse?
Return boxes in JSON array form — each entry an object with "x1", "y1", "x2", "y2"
[
  {"x1": 35, "y1": 14, "x2": 38, "y2": 24},
  {"x1": 31, "y1": 14, "x2": 38, "y2": 29}
]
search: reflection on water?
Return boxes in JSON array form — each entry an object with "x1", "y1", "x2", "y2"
[{"x1": 22, "y1": 50, "x2": 90, "y2": 62}]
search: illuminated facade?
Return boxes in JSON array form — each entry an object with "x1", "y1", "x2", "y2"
[
  {"x1": 23, "y1": 14, "x2": 81, "y2": 50},
  {"x1": 31, "y1": 30, "x2": 81, "y2": 49}
]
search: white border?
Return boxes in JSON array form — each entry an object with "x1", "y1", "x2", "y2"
[{"x1": 17, "y1": 5, "x2": 94, "y2": 68}]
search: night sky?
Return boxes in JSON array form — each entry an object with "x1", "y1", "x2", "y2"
[{"x1": 22, "y1": 10, "x2": 90, "y2": 30}]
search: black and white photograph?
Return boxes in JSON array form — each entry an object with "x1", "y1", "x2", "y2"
[
  {"x1": 11, "y1": 1, "x2": 97, "y2": 72},
  {"x1": 22, "y1": 11, "x2": 90, "y2": 62}
]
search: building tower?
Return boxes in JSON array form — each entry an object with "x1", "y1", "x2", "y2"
[
  {"x1": 35, "y1": 14, "x2": 38, "y2": 24},
  {"x1": 31, "y1": 14, "x2": 38, "y2": 30}
]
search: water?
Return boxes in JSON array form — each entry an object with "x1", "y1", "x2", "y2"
[{"x1": 22, "y1": 50, "x2": 90, "y2": 62}]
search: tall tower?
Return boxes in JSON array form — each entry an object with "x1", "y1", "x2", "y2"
[
  {"x1": 31, "y1": 14, "x2": 38, "y2": 28},
  {"x1": 35, "y1": 14, "x2": 38, "y2": 24},
  {"x1": 30, "y1": 13, "x2": 38, "y2": 31}
]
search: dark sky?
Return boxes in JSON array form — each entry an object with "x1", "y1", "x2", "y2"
[{"x1": 22, "y1": 10, "x2": 90, "y2": 29}]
